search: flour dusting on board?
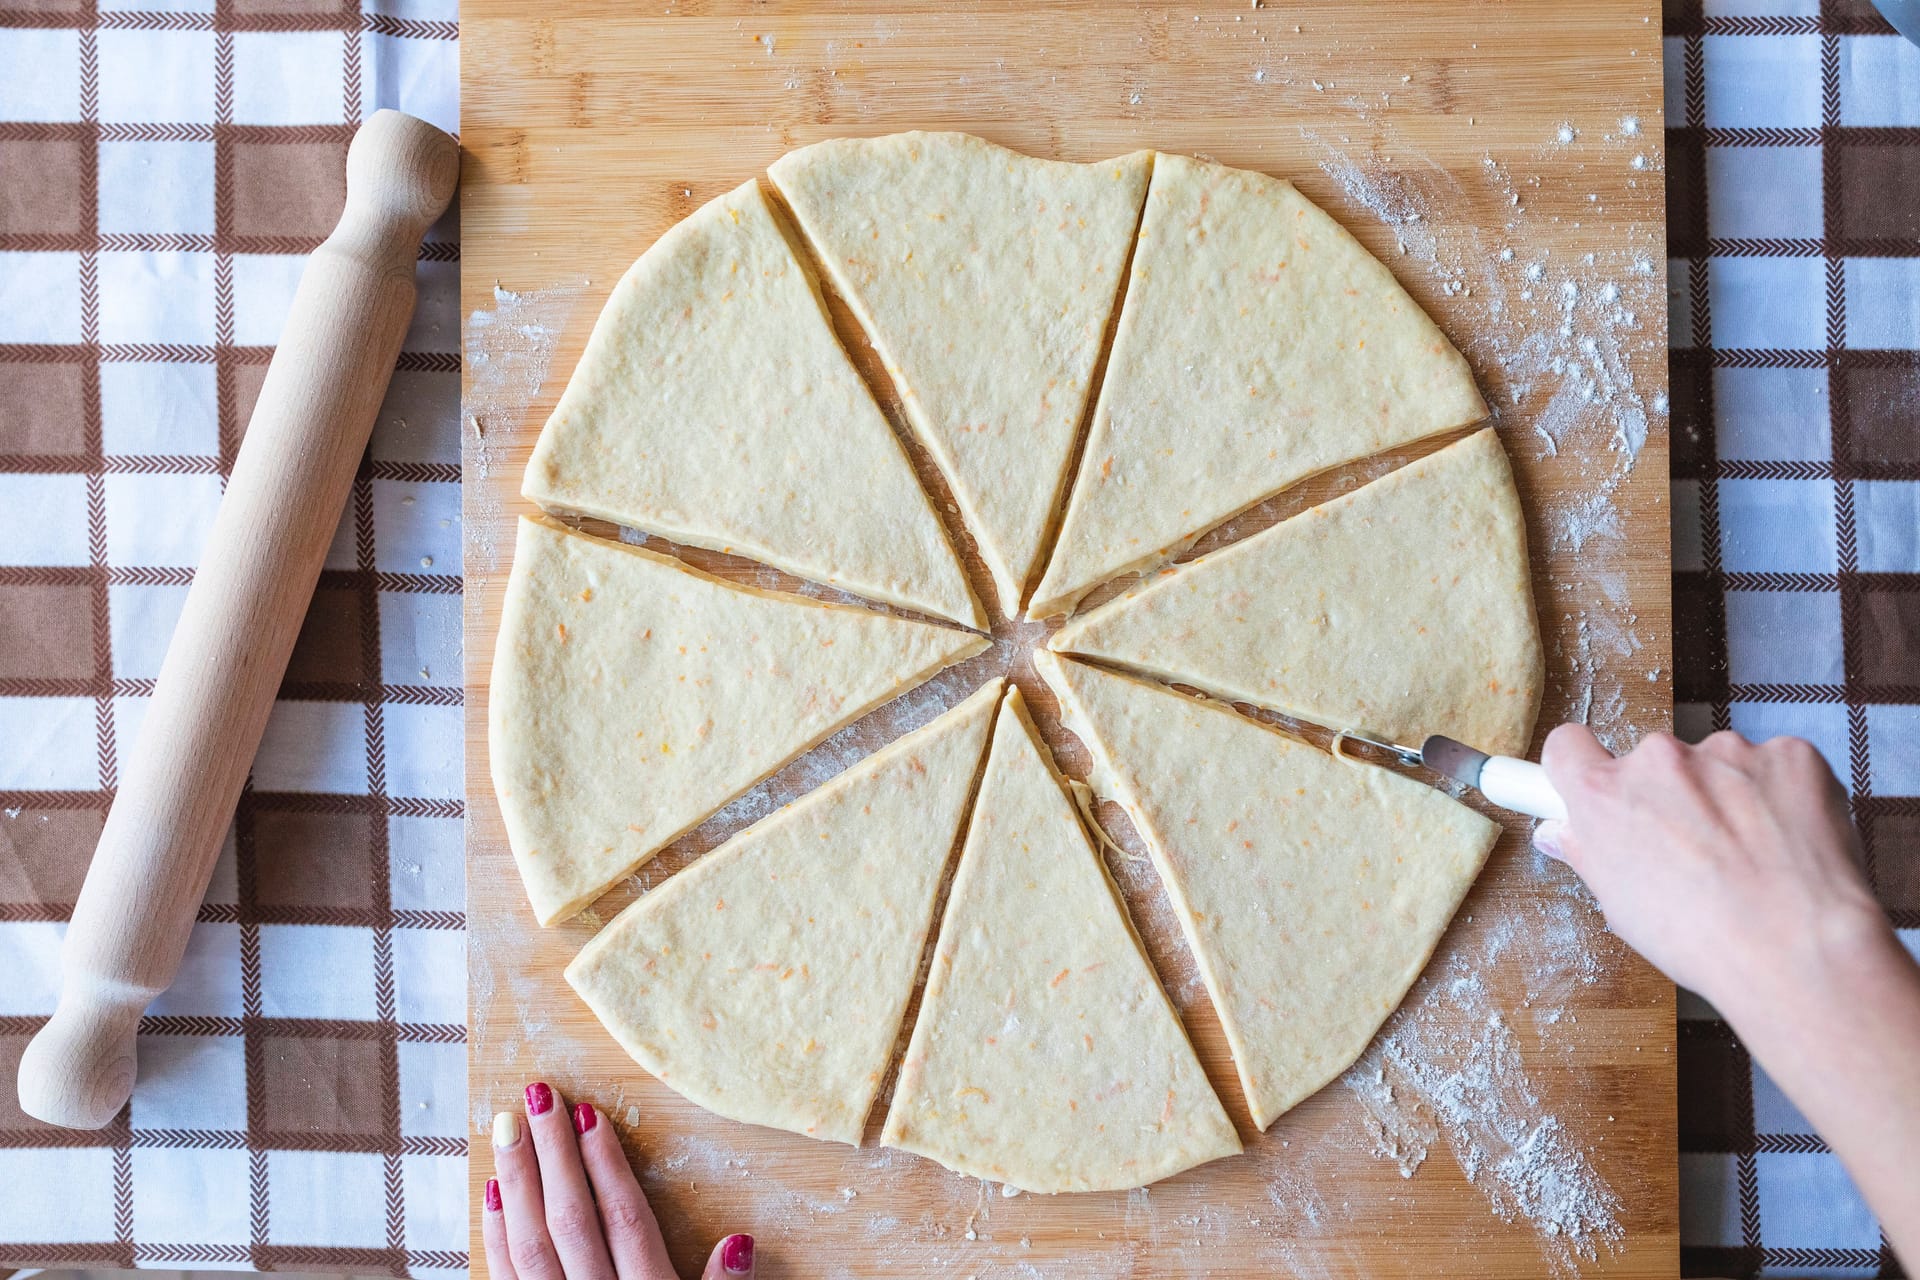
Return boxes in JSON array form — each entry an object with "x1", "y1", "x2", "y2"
[
  {"x1": 1311, "y1": 125, "x2": 1664, "y2": 757},
  {"x1": 1303, "y1": 119, "x2": 1661, "y2": 1268},
  {"x1": 464, "y1": 279, "x2": 590, "y2": 1131},
  {"x1": 462, "y1": 280, "x2": 588, "y2": 573},
  {"x1": 1346, "y1": 897, "x2": 1626, "y2": 1271}
]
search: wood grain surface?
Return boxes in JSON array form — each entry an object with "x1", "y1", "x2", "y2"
[{"x1": 461, "y1": 3, "x2": 1676, "y2": 1275}]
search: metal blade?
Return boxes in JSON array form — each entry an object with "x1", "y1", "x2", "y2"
[
  {"x1": 1420, "y1": 735, "x2": 1491, "y2": 789},
  {"x1": 1332, "y1": 729, "x2": 1423, "y2": 769}
]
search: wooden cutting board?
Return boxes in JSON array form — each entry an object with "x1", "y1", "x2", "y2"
[{"x1": 460, "y1": 2, "x2": 1676, "y2": 1275}]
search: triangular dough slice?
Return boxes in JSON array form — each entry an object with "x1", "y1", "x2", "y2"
[
  {"x1": 490, "y1": 516, "x2": 988, "y2": 925},
  {"x1": 565, "y1": 680, "x2": 1002, "y2": 1144},
  {"x1": 1050, "y1": 429, "x2": 1543, "y2": 759},
  {"x1": 770, "y1": 134, "x2": 1152, "y2": 619},
  {"x1": 882, "y1": 686, "x2": 1240, "y2": 1192},
  {"x1": 1028, "y1": 152, "x2": 1488, "y2": 619},
  {"x1": 523, "y1": 178, "x2": 984, "y2": 631},
  {"x1": 1035, "y1": 652, "x2": 1499, "y2": 1129}
]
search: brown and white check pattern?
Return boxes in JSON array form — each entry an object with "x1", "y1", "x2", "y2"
[
  {"x1": 1666, "y1": 0, "x2": 1920, "y2": 1274},
  {"x1": 0, "y1": 0, "x2": 463, "y2": 1272},
  {"x1": 2, "y1": 0, "x2": 1919, "y2": 1271}
]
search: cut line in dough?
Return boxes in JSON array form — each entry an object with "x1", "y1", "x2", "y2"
[
  {"x1": 524, "y1": 177, "x2": 985, "y2": 631},
  {"x1": 881, "y1": 685, "x2": 1241, "y2": 1192},
  {"x1": 1029, "y1": 152, "x2": 1488, "y2": 620},
  {"x1": 1050, "y1": 428, "x2": 1543, "y2": 759},
  {"x1": 771, "y1": 134, "x2": 1152, "y2": 620},
  {"x1": 490, "y1": 515, "x2": 987, "y2": 925},
  {"x1": 566, "y1": 679, "x2": 1003, "y2": 1145},
  {"x1": 1036, "y1": 651, "x2": 1499, "y2": 1129}
]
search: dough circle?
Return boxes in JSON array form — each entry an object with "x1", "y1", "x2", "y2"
[{"x1": 491, "y1": 133, "x2": 1540, "y2": 1192}]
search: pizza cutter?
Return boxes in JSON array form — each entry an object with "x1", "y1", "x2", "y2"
[{"x1": 1334, "y1": 731, "x2": 1567, "y2": 822}]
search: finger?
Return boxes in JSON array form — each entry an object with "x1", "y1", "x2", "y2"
[
  {"x1": 493, "y1": 1109, "x2": 565, "y2": 1280},
  {"x1": 1532, "y1": 816, "x2": 1592, "y2": 877},
  {"x1": 525, "y1": 1082, "x2": 618, "y2": 1280},
  {"x1": 481, "y1": 1177, "x2": 518, "y2": 1280},
  {"x1": 1531, "y1": 817, "x2": 1571, "y2": 864},
  {"x1": 699, "y1": 1234, "x2": 755, "y2": 1280},
  {"x1": 1540, "y1": 722, "x2": 1612, "y2": 787},
  {"x1": 1696, "y1": 729, "x2": 1754, "y2": 765},
  {"x1": 1763, "y1": 735, "x2": 1853, "y2": 817},
  {"x1": 574, "y1": 1104, "x2": 678, "y2": 1280}
]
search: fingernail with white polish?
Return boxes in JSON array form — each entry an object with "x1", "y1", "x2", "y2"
[{"x1": 492, "y1": 1110, "x2": 522, "y2": 1149}]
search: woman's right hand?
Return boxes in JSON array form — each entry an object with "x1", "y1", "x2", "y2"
[
  {"x1": 1536, "y1": 725, "x2": 1920, "y2": 1267},
  {"x1": 481, "y1": 1080, "x2": 754, "y2": 1280},
  {"x1": 1533, "y1": 724, "x2": 1883, "y2": 1019}
]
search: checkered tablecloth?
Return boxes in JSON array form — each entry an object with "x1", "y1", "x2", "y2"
[
  {"x1": 0, "y1": 0, "x2": 1916, "y2": 1273},
  {"x1": 0, "y1": 0, "x2": 463, "y2": 1271},
  {"x1": 1664, "y1": 2, "x2": 1920, "y2": 1275}
]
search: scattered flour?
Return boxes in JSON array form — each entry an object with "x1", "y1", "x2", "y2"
[
  {"x1": 464, "y1": 278, "x2": 590, "y2": 1134},
  {"x1": 1313, "y1": 126, "x2": 1663, "y2": 755},
  {"x1": 1306, "y1": 114, "x2": 1659, "y2": 1270},
  {"x1": 461, "y1": 280, "x2": 589, "y2": 575},
  {"x1": 1346, "y1": 897, "x2": 1625, "y2": 1271}
]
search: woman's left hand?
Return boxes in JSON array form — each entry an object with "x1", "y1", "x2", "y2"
[{"x1": 481, "y1": 1080, "x2": 754, "y2": 1280}]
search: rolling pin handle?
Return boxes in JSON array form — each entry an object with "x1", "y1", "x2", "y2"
[
  {"x1": 15, "y1": 978, "x2": 147, "y2": 1130},
  {"x1": 337, "y1": 109, "x2": 462, "y2": 263}
]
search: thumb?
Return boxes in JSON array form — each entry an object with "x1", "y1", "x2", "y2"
[
  {"x1": 700, "y1": 1233, "x2": 754, "y2": 1280},
  {"x1": 1531, "y1": 817, "x2": 1573, "y2": 865},
  {"x1": 1531, "y1": 817, "x2": 1594, "y2": 880}
]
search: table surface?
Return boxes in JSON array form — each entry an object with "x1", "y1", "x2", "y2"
[
  {"x1": 1, "y1": 0, "x2": 1916, "y2": 1275},
  {"x1": 460, "y1": 2, "x2": 1675, "y2": 1275}
]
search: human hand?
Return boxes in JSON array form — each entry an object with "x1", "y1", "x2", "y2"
[
  {"x1": 1535, "y1": 725, "x2": 1920, "y2": 1267},
  {"x1": 481, "y1": 1081, "x2": 754, "y2": 1280},
  {"x1": 1532, "y1": 725, "x2": 1884, "y2": 1019}
]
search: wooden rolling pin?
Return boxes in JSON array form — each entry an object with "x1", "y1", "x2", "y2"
[{"x1": 16, "y1": 110, "x2": 460, "y2": 1129}]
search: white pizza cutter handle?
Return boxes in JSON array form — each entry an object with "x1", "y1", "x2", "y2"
[
  {"x1": 1418, "y1": 734, "x2": 1569, "y2": 823},
  {"x1": 1476, "y1": 755, "x2": 1568, "y2": 823},
  {"x1": 15, "y1": 111, "x2": 458, "y2": 1130}
]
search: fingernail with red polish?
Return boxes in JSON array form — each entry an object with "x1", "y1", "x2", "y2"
[
  {"x1": 484, "y1": 1178, "x2": 501, "y2": 1213},
  {"x1": 722, "y1": 1233, "x2": 754, "y2": 1274},
  {"x1": 525, "y1": 1082, "x2": 554, "y2": 1116},
  {"x1": 573, "y1": 1102, "x2": 596, "y2": 1134}
]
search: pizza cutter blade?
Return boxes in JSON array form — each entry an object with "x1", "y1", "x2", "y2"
[{"x1": 1335, "y1": 730, "x2": 1567, "y2": 822}]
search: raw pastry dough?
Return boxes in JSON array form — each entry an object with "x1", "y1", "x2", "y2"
[
  {"x1": 770, "y1": 134, "x2": 1152, "y2": 619},
  {"x1": 1050, "y1": 429, "x2": 1543, "y2": 758},
  {"x1": 881, "y1": 686, "x2": 1241, "y2": 1192},
  {"x1": 565, "y1": 680, "x2": 1002, "y2": 1145},
  {"x1": 1035, "y1": 652, "x2": 1499, "y2": 1128},
  {"x1": 523, "y1": 178, "x2": 984, "y2": 631},
  {"x1": 1029, "y1": 152, "x2": 1487, "y2": 619},
  {"x1": 490, "y1": 515, "x2": 987, "y2": 925}
]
